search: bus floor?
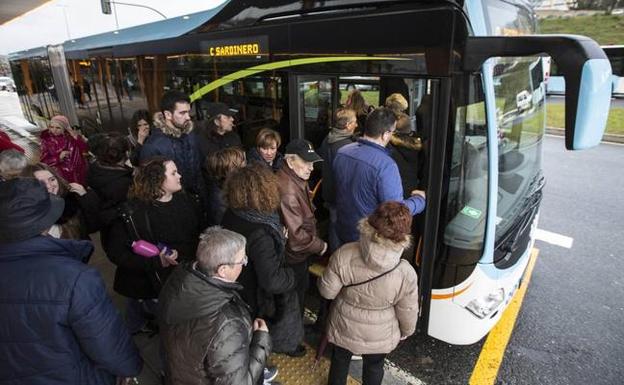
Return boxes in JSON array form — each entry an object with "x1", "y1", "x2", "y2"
[{"x1": 89, "y1": 233, "x2": 370, "y2": 385}]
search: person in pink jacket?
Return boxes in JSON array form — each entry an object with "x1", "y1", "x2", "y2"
[{"x1": 40, "y1": 115, "x2": 88, "y2": 184}]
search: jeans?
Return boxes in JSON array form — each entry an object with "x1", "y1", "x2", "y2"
[{"x1": 327, "y1": 345, "x2": 386, "y2": 385}]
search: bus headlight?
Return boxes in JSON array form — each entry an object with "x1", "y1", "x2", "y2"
[{"x1": 465, "y1": 289, "x2": 504, "y2": 319}]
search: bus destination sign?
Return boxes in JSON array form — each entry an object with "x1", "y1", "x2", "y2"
[{"x1": 201, "y1": 36, "x2": 269, "y2": 58}]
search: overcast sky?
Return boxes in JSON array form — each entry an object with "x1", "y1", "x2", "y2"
[{"x1": 0, "y1": 0, "x2": 226, "y2": 55}]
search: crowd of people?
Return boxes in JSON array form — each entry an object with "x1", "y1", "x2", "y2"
[{"x1": 0, "y1": 89, "x2": 427, "y2": 385}]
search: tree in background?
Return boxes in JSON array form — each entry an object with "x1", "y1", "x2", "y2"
[{"x1": 570, "y1": 0, "x2": 624, "y2": 14}]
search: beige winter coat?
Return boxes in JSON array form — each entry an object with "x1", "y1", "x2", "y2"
[{"x1": 318, "y1": 220, "x2": 419, "y2": 354}]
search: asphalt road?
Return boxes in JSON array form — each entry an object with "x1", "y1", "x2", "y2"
[
  {"x1": 390, "y1": 135, "x2": 624, "y2": 385},
  {"x1": 498, "y1": 136, "x2": 624, "y2": 385}
]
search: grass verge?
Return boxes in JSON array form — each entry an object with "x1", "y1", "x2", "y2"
[
  {"x1": 546, "y1": 103, "x2": 624, "y2": 135},
  {"x1": 539, "y1": 14, "x2": 624, "y2": 45}
]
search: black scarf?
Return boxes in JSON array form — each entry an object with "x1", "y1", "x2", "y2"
[{"x1": 231, "y1": 209, "x2": 285, "y2": 247}]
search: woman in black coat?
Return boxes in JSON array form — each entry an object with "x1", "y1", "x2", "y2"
[
  {"x1": 87, "y1": 132, "x2": 134, "y2": 233},
  {"x1": 220, "y1": 164, "x2": 305, "y2": 357},
  {"x1": 203, "y1": 147, "x2": 246, "y2": 226},
  {"x1": 127, "y1": 109, "x2": 152, "y2": 166},
  {"x1": 104, "y1": 156, "x2": 203, "y2": 333}
]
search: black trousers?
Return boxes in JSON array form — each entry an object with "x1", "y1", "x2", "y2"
[
  {"x1": 289, "y1": 259, "x2": 310, "y2": 316},
  {"x1": 327, "y1": 345, "x2": 386, "y2": 385}
]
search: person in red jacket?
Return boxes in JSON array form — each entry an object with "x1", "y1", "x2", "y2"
[
  {"x1": 0, "y1": 131, "x2": 24, "y2": 153},
  {"x1": 40, "y1": 115, "x2": 88, "y2": 184}
]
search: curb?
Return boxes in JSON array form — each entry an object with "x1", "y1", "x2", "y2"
[{"x1": 546, "y1": 127, "x2": 624, "y2": 144}]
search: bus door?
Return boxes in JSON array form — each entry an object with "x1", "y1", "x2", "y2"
[{"x1": 289, "y1": 75, "x2": 337, "y2": 148}]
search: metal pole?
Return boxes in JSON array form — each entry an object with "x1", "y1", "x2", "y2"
[{"x1": 110, "y1": 1, "x2": 167, "y2": 19}]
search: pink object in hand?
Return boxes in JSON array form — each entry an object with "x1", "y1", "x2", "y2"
[{"x1": 131, "y1": 240, "x2": 160, "y2": 258}]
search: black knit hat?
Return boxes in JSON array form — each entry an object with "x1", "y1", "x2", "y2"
[{"x1": 0, "y1": 178, "x2": 64, "y2": 243}]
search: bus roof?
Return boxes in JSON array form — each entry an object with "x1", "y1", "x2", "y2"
[
  {"x1": 62, "y1": 1, "x2": 230, "y2": 58},
  {"x1": 10, "y1": 0, "x2": 469, "y2": 60},
  {"x1": 9, "y1": 1, "x2": 231, "y2": 60}
]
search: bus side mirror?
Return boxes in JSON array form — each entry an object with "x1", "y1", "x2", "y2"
[{"x1": 463, "y1": 35, "x2": 611, "y2": 150}]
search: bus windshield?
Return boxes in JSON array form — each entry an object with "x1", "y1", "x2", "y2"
[
  {"x1": 492, "y1": 57, "x2": 545, "y2": 248},
  {"x1": 484, "y1": 0, "x2": 545, "y2": 263}
]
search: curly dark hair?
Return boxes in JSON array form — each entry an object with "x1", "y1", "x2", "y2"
[
  {"x1": 367, "y1": 201, "x2": 412, "y2": 243},
  {"x1": 20, "y1": 163, "x2": 71, "y2": 197},
  {"x1": 224, "y1": 163, "x2": 280, "y2": 213},
  {"x1": 129, "y1": 156, "x2": 172, "y2": 202},
  {"x1": 129, "y1": 109, "x2": 152, "y2": 139},
  {"x1": 90, "y1": 132, "x2": 130, "y2": 166},
  {"x1": 205, "y1": 147, "x2": 246, "y2": 187}
]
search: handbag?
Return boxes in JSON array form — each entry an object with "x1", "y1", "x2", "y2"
[{"x1": 119, "y1": 203, "x2": 166, "y2": 292}]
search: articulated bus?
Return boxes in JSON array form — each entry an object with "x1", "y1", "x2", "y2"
[
  {"x1": 9, "y1": 0, "x2": 611, "y2": 345},
  {"x1": 547, "y1": 45, "x2": 624, "y2": 97}
]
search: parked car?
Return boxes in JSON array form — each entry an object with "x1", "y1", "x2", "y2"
[{"x1": 0, "y1": 77, "x2": 16, "y2": 92}]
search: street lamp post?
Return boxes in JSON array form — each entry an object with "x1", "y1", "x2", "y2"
[{"x1": 100, "y1": 1, "x2": 167, "y2": 19}]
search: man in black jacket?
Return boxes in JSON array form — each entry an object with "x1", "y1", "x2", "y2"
[
  {"x1": 159, "y1": 226, "x2": 273, "y2": 385},
  {"x1": 197, "y1": 102, "x2": 242, "y2": 159},
  {"x1": 317, "y1": 108, "x2": 357, "y2": 253}
]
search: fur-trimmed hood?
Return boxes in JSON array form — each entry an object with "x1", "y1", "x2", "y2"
[
  {"x1": 390, "y1": 133, "x2": 422, "y2": 151},
  {"x1": 357, "y1": 219, "x2": 411, "y2": 271},
  {"x1": 153, "y1": 112, "x2": 193, "y2": 138}
]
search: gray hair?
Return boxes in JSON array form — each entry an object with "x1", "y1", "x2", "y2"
[
  {"x1": 334, "y1": 108, "x2": 356, "y2": 130},
  {"x1": 0, "y1": 149, "x2": 28, "y2": 180},
  {"x1": 196, "y1": 226, "x2": 246, "y2": 275},
  {"x1": 284, "y1": 153, "x2": 299, "y2": 163}
]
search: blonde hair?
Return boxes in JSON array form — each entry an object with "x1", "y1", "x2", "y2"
[{"x1": 385, "y1": 93, "x2": 408, "y2": 115}]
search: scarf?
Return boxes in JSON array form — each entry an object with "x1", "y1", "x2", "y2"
[{"x1": 232, "y1": 209, "x2": 285, "y2": 246}]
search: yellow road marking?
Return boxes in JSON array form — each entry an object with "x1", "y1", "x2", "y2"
[{"x1": 469, "y1": 248, "x2": 539, "y2": 385}]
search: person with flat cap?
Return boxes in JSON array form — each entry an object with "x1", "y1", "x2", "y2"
[
  {"x1": 198, "y1": 102, "x2": 242, "y2": 159},
  {"x1": 0, "y1": 178, "x2": 142, "y2": 385},
  {"x1": 277, "y1": 139, "x2": 327, "y2": 338}
]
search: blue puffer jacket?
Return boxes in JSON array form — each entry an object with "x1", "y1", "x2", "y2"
[
  {"x1": 0, "y1": 236, "x2": 142, "y2": 385},
  {"x1": 140, "y1": 127, "x2": 203, "y2": 195},
  {"x1": 333, "y1": 139, "x2": 426, "y2": 244}
]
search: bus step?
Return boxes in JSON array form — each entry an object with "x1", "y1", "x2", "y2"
[{"x1": 271, "y1": 342, "x2": 360, "y2": 385}]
